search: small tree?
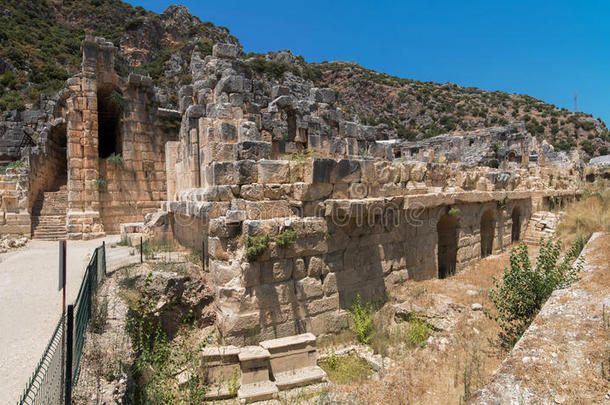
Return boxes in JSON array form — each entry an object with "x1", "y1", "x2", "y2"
[{"x1": 487, "y1": 238, "x2": 584, "y2": 348}]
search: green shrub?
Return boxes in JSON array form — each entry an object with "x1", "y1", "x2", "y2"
[
  {"x1": 246, "y1": 234, "x2": 270, "y2": 261},
  {"x1": 8, "y1": 160, "x2": 24, "y2": 169},
  {"x1": 487, "y1": 238, "x2": 584, "y2": 348},
  {"x1": 0, "y1": 92, "x2": 25, "y2": 111},
  {"x1": 405, "y1": 316, "x2": 433, "y2": 348},
  {"x1": 95, "y1": 176, "x2": 107, "y2": 192},
  {"x1": 274, "y1": 228, "x2": 298, "y2": 248},
  {"x1": 497, "y1": 196, "x2": 509, "y2": 210},
  {"x1": 348, "y1": 294, "x2": 375, "y2": 344},
  {"x1": 126, "y1": 273, "x2": 209, "y2": 403},
  {"x1": 106, "y1": 152, "x2": 124, "y2": 167},
  {"x1": 448, "y1": 207, "x2": 461, "y2": 217},
  {"x1": 108, "y1": 91, "x2": 127, "y2": 114},
  {"x1": 0, "y1": 71, "x2": 17, "y2": 89}
]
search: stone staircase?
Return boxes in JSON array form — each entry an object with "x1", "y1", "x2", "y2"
[{"x1": 31, "y1": 185, "x2": 68, "y2": 240}]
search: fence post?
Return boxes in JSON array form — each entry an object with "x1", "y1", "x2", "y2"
[
  {"x1": 201, "y1": 239, "x2": 205, "y2": 271},
  {"x1": 102, "y1": 241, "x2": 106, "y2": 275},
  {"x1": 65, "y1": 304, "x2": 74, "y2": 405},
  {"x1": 140, "y1": 236, "x2": 143, "y2": 263}
]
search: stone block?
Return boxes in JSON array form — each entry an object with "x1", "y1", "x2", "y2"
[
  {"x1": 292, "y1": 183, "x2": 333, "y2": 201},
  {"x1": 307, "y1": 256, "x2": 326, "y2": 277},
  {"x1": 330, "y1": 159, "x2": 361, "y2": 183},
  {"x1": 258, "y1": 160, "x2": 290, "y2": 184},
  {"x1": 237, "y1": 141, "x2": 272, "y2": 161},
  {"x1": 306, "y1": 294, "x2": 340, "y2": 315},
  {"x1": 206, "y1": 162, "x2": 236, "y2": 185},
  {"x1": 322, "y1": 272, "x2": 338, "y2": 295},
  {"x1": 293, "y1": 258, "x2": 307, "y2": 279},
  {"x1": 201, "y1": 346, "x2": 241, "y2": 400},
  {"x1": 295, "y1": 277, "x2": 323, "y2": 300},
  {"x1": 261, "y1": 259, "x2": 294, "y2": 283},
  {"x1": 235, "y1": 159, "x2": 258, "y2": 184},
  {"x1": 217, "y1": 121, "x2": 237, "y2": 142},
  {"x1": 239, "y1": 121, "x2": 261, "y2": 142},
  {"x1": 240, "y1": 184, "x2": 264, "y2": 201},
  {"x1": 309, "y1": 88, "x2": 336, "y2": 104},
  {"x1": 304, "y1": 159, "x2": 336, "y2": 184}
]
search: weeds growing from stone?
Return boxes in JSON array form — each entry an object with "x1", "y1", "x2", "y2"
[
  {"x1": 348, "y1": 294, "x2": 375, "y2": 344},
  {"x1": 126, "y1": 273, "x2": 210, "y2": 403},
  {"x1": 246, "y1": 234, "x2": 270, "y2": 261}
]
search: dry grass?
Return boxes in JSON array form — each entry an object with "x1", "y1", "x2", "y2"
[
  {"x1": 327, "y1": 248, "x2": 529, "y2": 404},
  {"x1": 557, "y1": 180, "x2": 610, "y2": 246}
]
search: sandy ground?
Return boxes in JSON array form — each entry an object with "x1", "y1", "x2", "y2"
[{"x1": 0, "y1": 236, "x2": 138, "y2": 404}]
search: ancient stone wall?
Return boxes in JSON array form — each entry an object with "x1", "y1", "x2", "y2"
[
  {"x1": 154, "y1": 43, "x2": 586, "y2": 343},
  {"x1": 204, "y1": 193, "x2": 533, "y2": 344},
  {"x1": 59, "y1": 36, "x2": 180, "y2": 238}
]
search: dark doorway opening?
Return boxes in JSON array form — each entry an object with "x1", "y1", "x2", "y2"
[
  {"x1": 437, "y1": 214, "x2": 459, "y2": 278},
  {"x1": 511, "y1": 206, "x2": 521, "y2": 243},
  {"x1": 480, "y1": 209, "x2": 496, "y2": 258},
  {"x1": 286, "y1": 110, "x2": 297, "y2": 141},
  {"x1": 97, "y1": 86, "x2": 123, "y2": 158},
  {"x1": 48, "y1": 122, "x2": 68, "y2": 190}
]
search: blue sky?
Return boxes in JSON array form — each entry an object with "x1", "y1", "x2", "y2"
[{"x1": 126, "y1": 0, "x2": 610, "y2": 124}]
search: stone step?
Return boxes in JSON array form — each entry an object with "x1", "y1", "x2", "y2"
[
  {"x1": 237, "y1": 381, "x2": 279, "y2": 403},
  {"x1": 273, "y1": 366, "x2": 327, "y2": 391}
]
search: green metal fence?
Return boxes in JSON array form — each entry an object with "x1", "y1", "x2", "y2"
[{"x1": 18, "y1": 243, "x2": 106, "y2": 405}]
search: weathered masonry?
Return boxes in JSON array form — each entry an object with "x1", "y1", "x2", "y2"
[
  {"x1": 153, "y1": 43, "x2": 583, "y2": 344},
  {"x1": 0, "y1": 36, "x2": 180, "y2": 239}
]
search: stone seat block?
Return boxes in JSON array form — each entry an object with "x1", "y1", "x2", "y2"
[
  {"x1": 238, "y1": 346, "x2": 271, "y2": 385},
  {"x1": 237, "y1": 380, "x2": 278, "y2": 403},
  {"x1": 260, "y1": 333, "x2": 322, "y2": 385},
  {"x1": 201, "y1": 345, "x2": 241, "y2": 400},
  {"x1": 273, "y1": 365, "x2": 327, "y2": 391}
]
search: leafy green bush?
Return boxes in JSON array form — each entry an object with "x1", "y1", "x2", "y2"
[
  {"x1": 246, "y1": 234, "x2": 270, "y2": 261},
  {"x1": 348, "y1": 294, "x2": 375, "y2": 344},
  {"x1": 487, "y1": 238, "x2": 584, "y2": 348},
  {"x1": 274, "y1": 228, "x2": 298, "y2": 248},
  {"x1": 106, "y1": 152, "x2": 124, "y2": 167},
  {"x1": 0, "y1": 92, "x2": 25, "y2": 111}
]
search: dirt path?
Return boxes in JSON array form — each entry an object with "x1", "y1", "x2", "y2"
[{"x1": 0, "y1": 236, "x2": 138, "y2": 404}]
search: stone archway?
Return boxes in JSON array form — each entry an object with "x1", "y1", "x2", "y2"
[
  {"x1": 511, "y1": 206, "x2": 522, "y2": 242},
  {"x1": 437, "y1": 213, "x2": 459, "y2": 279},
  {"x1": 480, "y1": 209, "x2": 496, "y2": 258}
]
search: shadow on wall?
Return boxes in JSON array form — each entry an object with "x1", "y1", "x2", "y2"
[{"x1": 480, "y1": 209, "x2": 496, "y2": 258}]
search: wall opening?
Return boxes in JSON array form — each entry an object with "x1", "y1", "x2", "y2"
[
  {"x1": 286, "y1": 110, "x2": 297, "y2": 141},
  {"x1": 511, "y1": 206, "x2": 521, "y2": 242},
  {"x1": 480, "y1": 209, "x2": 496, "y2": 258},
  {"x1": 97, "y1": 86, "x2": 123, "y2": 158},
  {"x1": 437, "y1": 214, "x2": 458, "y2": 279}
]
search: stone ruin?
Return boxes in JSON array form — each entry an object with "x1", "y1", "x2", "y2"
[{"x1": 0, "y1": 39, "x2": 585, "y2": 345}]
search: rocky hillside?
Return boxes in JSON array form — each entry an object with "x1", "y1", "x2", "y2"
[
  {"x1": 309, "y1": 62, "x2": 609, "y2": 156},
  {"x1": 0, "y1": 0, "x2": 238, "y2": 109},
  {"x1": 0, "y1": 0, "x2": 608, "y2": 157}
]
